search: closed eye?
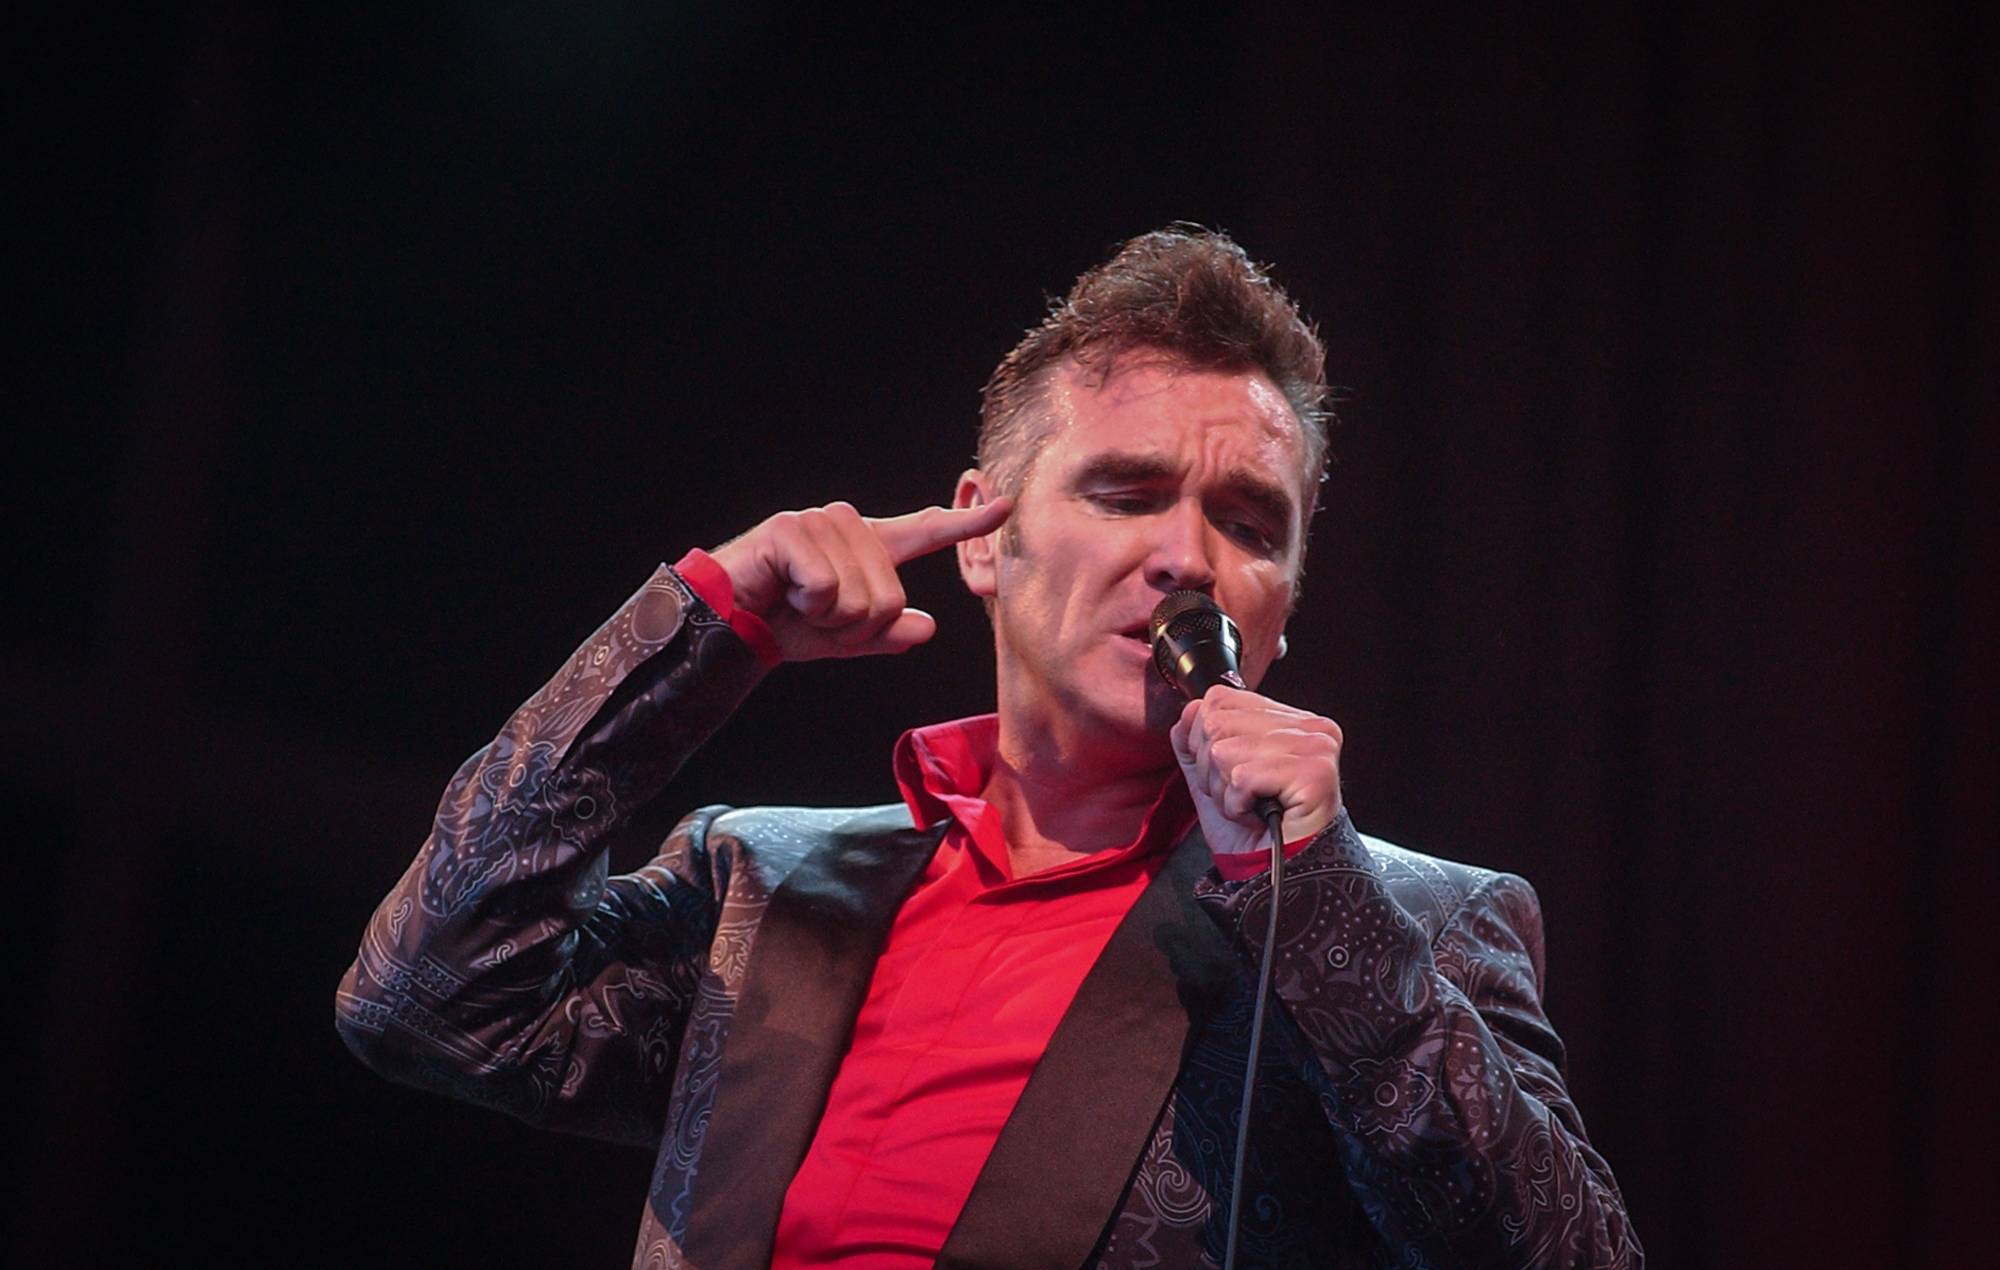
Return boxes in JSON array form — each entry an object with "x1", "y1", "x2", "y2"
[
  {"x1": 1218, "y1": 518, "x2": 1277, "y2": 552},
  {"x1": 1089, "y1": 491, "x2": 1166, "y2": 515}
]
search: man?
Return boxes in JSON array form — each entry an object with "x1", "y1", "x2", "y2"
[{"x1": 336, "y1": 228, "x2": 1641, "y2": 1267}]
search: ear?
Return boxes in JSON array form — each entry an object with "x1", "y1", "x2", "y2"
[{"x1": 954, "y1": 468, "x2": 999, "y2": 599}]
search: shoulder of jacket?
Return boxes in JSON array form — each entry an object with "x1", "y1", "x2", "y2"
[
  {"x1": 681, "y1": 803, "x2": 914, "y2": 893},
  {"x1": 712, "y1": 801, "x2": 910, "y2": 831},
  {"x1": 1355, "y1": 829, "x2": 1525, "y2": 945},
  {"x1": 708, "y1": 802, "x2": 914, "y2": 851}
]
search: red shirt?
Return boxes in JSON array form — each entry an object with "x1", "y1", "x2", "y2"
[{"x1": 770, "y1": 714, "x2": 1194, "y2": 1267}]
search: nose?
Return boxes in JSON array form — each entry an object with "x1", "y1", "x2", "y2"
[{"x1": 1143, "y1": 498, "x2": 1216, "y2": 594}]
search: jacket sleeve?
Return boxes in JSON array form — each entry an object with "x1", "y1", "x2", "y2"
[
  {"x1": 333, "y1": 564, "x2": 770, "y2": 1148},
  {"x1": 1194, "y1": 812, "x2": 1643, "y2": 1269}
]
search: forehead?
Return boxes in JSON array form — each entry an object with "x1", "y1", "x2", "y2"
[{"x1": 1038, "y1": 356, "x2": 1307, "y2": 488}]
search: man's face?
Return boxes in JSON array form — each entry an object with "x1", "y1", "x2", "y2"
[{"x1": 961, "y1": 353, "x2": 1310, "y2": 765}]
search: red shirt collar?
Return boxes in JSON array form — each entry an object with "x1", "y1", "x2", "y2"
[{"x1": 892, "y1": 715, "x2": 1195, "y2": 886}]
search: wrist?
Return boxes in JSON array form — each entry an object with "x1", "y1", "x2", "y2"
[
  {"x1": 672, "y1": 548, "x2": 783, "y2": 667},
  {"x1": 1212, "y1": 831, "x2": 1316, "y2": 880}
]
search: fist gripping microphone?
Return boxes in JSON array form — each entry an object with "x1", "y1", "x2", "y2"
[{"x1": 1149, "y1": 591, "x2": 1280, "y2": 825}]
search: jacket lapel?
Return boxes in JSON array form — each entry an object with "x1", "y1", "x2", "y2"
[
  {"x1": 937, "y1": 827, "x2": 1238, "y2": 1270},
  {"x1": 681, "y1": 807, "x2": 946, "y2": 1270}
]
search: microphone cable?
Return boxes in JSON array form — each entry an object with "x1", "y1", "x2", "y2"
[{"x1": 1222, "y1": 799, "x2": 1284, "y2": 1270}]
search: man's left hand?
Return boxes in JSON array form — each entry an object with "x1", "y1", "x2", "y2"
[{"x1": 1170, "y1": 687, "x2": 1344, "y2": 858}]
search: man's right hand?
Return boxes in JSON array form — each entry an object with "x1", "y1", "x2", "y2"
[{"x1": 707, "y1": 498, "x2": 1013, "y2": 662}]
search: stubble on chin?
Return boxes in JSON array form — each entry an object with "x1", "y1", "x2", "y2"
[{"x1": 1141, "y1": 671, "x2": 1183, "y2": 735}]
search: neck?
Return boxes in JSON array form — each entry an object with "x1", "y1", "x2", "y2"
[{"x1": 980, "y1": 715, "x2": 1175, "y2": 874}]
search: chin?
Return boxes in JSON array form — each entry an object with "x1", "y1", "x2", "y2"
[{"x1": 1099, "y1": 691, "x2": 1183, "y2": 760}]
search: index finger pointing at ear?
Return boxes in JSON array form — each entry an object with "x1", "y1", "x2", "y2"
[{"x1": 867, "y1": 497, "x2": 1014, "y2": 565}]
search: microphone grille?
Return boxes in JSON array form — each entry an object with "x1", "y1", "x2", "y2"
[{"x1": 1148, "y1": 589, "x2": 1222, "y2": 643}]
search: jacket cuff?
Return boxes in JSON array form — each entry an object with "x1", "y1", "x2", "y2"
[{"x1": 673, "y1": 548, "x2": 783, "y2": 668}]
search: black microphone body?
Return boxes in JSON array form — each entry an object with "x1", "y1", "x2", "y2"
[{"x1": 1149, "y1": 590, "x2": 1282, "y2": 825}]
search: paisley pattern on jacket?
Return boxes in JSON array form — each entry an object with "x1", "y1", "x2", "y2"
[{"x1": 337, "y1": 564, "x2": 1641, "y2": 1268}]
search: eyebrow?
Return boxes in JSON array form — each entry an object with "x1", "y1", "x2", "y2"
[{"x1": 1068, "y1": 452, "x2": 1298, "y2": 544}]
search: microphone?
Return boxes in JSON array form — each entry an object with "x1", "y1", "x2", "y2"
[
  {"x1": 1149, "y1": 589, "x2": 1248, "y2": 697},
  {"x1": 1149, "y1": 591, "x2": 1280, "y2": 824}
]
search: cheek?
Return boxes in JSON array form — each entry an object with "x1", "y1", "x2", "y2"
[
  {"x1": 993, "y1": 548, "x2": 1071, "y2": 634},
  {"x1": 1231, "y1": 579, "x2": 1295, "y2": 651}
]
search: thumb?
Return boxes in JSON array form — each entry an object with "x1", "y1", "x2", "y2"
[{"x1": 1169, "y1": 698, "x2": 1202, "y2": 769}]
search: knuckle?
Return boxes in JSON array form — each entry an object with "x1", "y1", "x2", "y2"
[
  {"x1": 791, "y1": 559, "x2": 836, "y2": 592},
  {"x1": 795, "y1": 576, "x2": 837, "y2": 604},
  {"x1": 1200, "y1": 707, "x2": 1238, "y2": 739}
]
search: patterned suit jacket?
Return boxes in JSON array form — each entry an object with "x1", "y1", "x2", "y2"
[{"x1": 335, "y1": 565, "x2": 1641, "y2": 1268}]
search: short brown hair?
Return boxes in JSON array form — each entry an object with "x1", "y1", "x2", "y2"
[{"x1": 977, "y1": 225, "x2": 1331, "y2": 509}]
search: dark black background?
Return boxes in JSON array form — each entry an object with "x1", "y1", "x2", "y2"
[{"x1": 9, "y1": 4, "x2": 1994, "y2": 1267}]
